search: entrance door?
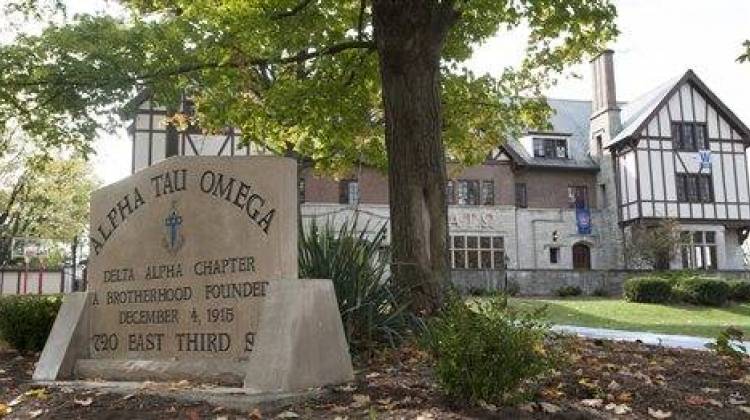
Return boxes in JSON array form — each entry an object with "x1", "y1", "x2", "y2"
[{"x1": 572, "y1": 243, "x2": 591, "y2": 270}]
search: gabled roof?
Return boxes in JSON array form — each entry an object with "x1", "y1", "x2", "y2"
[{"x1": 607, "y1": 70, "x2": 750, "y2": 148}]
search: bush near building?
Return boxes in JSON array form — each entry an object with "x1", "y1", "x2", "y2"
[
  {"x1": 624, "y1": 272, "x2": 748, "y2": 306},
  {"x1": 728, "y1": 281, "x2": 750, "y2": 302},
  {"x1": 672, "y1": 277, "x2": 730, "y2": 307},
  {"x1": 623, "y1": 277, "x2": 673, "y2": 303},
  {"x1": 555, "y1": 285, "x2": 583, "y2": 297},
  {"x1": 0, "y1": 295, "x2": 61, "y2": 352}
]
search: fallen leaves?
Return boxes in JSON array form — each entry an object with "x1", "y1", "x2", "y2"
[
  {"x1": 648, "y1": 407, "x2": 672, "y2": 418},
  {"x1": 349, "y1": 394, "x2": 370, "y2": 408},
  {"x1": 73, "y1": 397, "x2": 93, "y2": 407},
  {"x1": 539, "y1": 402, "x2": 561, "y2": 414},
  {"x1": 0, "y1": 404, "x2": 9, "y2": 418},
  {"x1": 604, "y1": 402, "x2": 632, "y2": 415},
  {"x1": 685, "y1": 394, "x2": 707, "y2": 406},
  {"x1": 579, "y1": 398, "x2": 603, "y2": 408}
]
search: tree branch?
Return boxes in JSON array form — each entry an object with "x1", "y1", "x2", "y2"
[
  {"x1": 271, "y1": 0, "x2": 314, "y2": 20},
  {"x1": 1, "y1": 40, "x2": 375, "y2": 90}
]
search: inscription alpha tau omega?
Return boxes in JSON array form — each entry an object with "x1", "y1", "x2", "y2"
[{"x1": 88, "y1": 168, "x2": 277, "y2": 256}]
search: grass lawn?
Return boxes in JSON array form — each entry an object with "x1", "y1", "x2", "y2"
[{"x1": 509, "y1": 297, "x2": 750, "y2": 338}]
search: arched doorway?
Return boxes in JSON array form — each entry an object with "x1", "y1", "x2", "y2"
[{"x1": 572, "y1": 243, "x2": 591, "y2": 270}]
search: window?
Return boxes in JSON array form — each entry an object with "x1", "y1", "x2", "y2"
[
  {"x1": 596, "y1": 135, "x2": 603, "y2": 161},
  {"x1": 339, "y1": 180, "x2": 359, "y2": 204},
  {"x1": 549, "y1": 247, "x2": 560, "y2": 264},
  {"x1": 457, "y1": 180, "x2": 480, "y2": 205},
  {"x1": 676, "y1": 174, "x2": 713, "y2": 203},
  {"x1": 515, "y1": 183, "x2": 527, "y2": 208},
  {"x1": 672, "y1": 122, "x2": 709, "y2": 151},
  {"x1": 298, "y1": 177, "x2": 306, "y2": 204},
  {"x1": 568, "y1": 186, "x2": 589, "y2": 208},
  {"x1": 680, "y1": 231, "x2": 717, "y2": 270},
  {"x1": 598, "y1": 184, "x2": 607, "y2": 208},
  {"x1": 481, "y1": 180, "x2": 495, "y2": 205},
  {"x1": 533, "y1": 138, "x2": 568, "y2": 159},
  {"x1": 450, "y1": 235, "x2": 505, "y2": 270},
  {"x1": 446, "y1": 181, "x2": 455, "y2": 205}
]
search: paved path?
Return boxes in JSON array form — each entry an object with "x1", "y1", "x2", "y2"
[{"x1": 552, "y1": 324, "x2": 750, "y2": 351}]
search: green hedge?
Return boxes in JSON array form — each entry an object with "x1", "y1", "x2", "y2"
[
  {"x1": 0, "y1": 295, "x2": 62, "y2": 352},
  {"x1": 728, "y1": 281, "x2": 750, "y2": 302},
  {"x1": 623, "y1": 272, "x2": 746, "y2": 307},
  {"x1": 555, "y1": 285, "x2": 582, "y2": 297},
  {"x1": 623, "y1": 277, "x2": 673, "y2": 303},
  {"x1": 673, "y1": 278, "x2": 730, "y2": 307}
]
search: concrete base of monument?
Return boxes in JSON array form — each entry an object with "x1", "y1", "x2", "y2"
[
  {"x1": 32, "y1": 380, "x2": 324, "y2": 412},
  {"x1": 34, "y1": 280, "x2": 354, "y2": 393}
]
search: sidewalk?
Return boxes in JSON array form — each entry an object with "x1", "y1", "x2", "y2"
[{"x1": 552, "y1": 324, "x2": 750, "y2": 351}]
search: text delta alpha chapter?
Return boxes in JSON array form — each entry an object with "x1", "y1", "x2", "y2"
[{"x1": 89, "y1": 168, "x2": 277, "y2": 256}]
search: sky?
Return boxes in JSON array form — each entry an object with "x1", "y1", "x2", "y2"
[{"x1": 1, "y1": 0, "x2": 749, "y2": 186}]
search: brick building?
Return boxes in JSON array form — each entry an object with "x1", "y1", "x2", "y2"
[{"x1": 126, "y1": 51, "x2": 750, "y2": 292}]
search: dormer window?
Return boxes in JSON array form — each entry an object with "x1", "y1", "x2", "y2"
[{"x1": 533, "y1": 138, "x2": 568, "y2": 159}]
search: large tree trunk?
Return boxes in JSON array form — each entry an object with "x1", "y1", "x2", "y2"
[{"x1": 372, "y1": 1, "x2": 457, "y2": 315}]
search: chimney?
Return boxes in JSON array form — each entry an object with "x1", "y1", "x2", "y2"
[{"x1": 590, "y1": 50, "x2": 621, "y2": 137}]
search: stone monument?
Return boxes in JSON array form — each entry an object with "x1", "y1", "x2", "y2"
[{"x1": 34, "y1": 156, "x2": 354, "y2": 391}]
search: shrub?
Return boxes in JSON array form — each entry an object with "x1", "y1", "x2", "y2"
[
  {"x1": 623, "y1": 277, "x2": 672, "y2": 303},
  {"x1": 555, "y1": 285, "x2": 582, "y2": 297},
  {"x1": 591, "y1": 287, "x2": 610, "y2": 297},
  {"x1": 728, "y1": 281, "x2": 750, "y2": 302},
  {"x1": 673, "y1": 277, "x2": 729, "y2": 307},
  {"x1": 706, "y1": 326, "x2": 747, "y2": 364},
  {"x1": 0, "y1": 295, "x2": 62, "y2": 352},
  {"x1": 422, "y1": 296, "x2": 556, "y2": 404},
  {"x1": 299, "y1": 218, "x2": 410, "y2": 355}
]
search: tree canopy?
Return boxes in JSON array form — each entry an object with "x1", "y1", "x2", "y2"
[
  {"x1": 0, "y1": 128, "x2": 99, "y2": 264},
  {"x1": 0, "y1": 0, "x2": 617, "y2": 173}
]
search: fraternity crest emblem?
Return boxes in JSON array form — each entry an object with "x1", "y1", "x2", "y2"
[{"x1": 163, "y1": 201, "x2": 185, "y2": 254}]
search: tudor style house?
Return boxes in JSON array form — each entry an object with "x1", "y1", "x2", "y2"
[{"x1": 125, "y1": 50, "x2": 750, "y2": 278}]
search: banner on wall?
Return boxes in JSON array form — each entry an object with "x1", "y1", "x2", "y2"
[
  {"x1": 698, "y1": 149, "x2": 712, "y2": 172},
  {"x1": 576, "y1": 206, "x2": 592, "y2": 235}
]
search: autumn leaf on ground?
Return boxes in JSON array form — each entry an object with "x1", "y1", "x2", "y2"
[
  {"x1": 6, "y1": 396, "x2": 23, "y2": 407},
  {"x1": 605, "y1": 403, "x2": 632, "y2": 415},
  {"x1": 648, "y1": 407, "x2": 672, "y2": 418},
  {"x1": 686, "y1": 395, "x2": 710, "y2": 406},
  {"x1": 580, "y1": 399, "x2": 603, "y2": 408},
  {"x1": 729, "y1": 391, "x2": 747, "y2": 405},
  {"x1": 540, "y1": 386, "x2": 565, "y2": 399},
  {"x1": 0, "y1": 404, "x2": 9, "y2": 418},
  {"x1": 248, "y1": 408, "x2": 262, "y2": 419},
  {"x1": 24, "y1": 388, "x2": 48, "y2": 400},
  {"x1": 350, "y1": 394, "x2": 370, "y2": 408},
  {"x1": 539, "y1": 402, "x2": 561, "y2": 414}
]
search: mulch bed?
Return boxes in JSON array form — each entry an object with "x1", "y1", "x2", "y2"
[{"x1": 1, "y1": 337, "x2": 750, "y2": 419}]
